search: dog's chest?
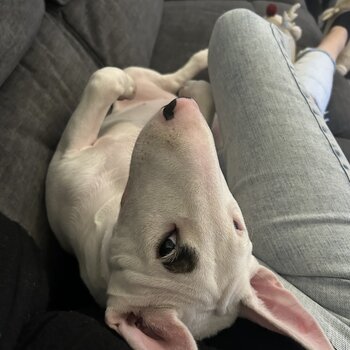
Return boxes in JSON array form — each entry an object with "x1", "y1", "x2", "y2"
[
  {"x1": 59, "y1": 99, "x2": 173, "y2": 302},
  {"x1": 100, "y1": 99, "x2": 167, "y2": 135},
  {"x1": 95, "y1": 98, "x2": 172, "y2": 189},
  {"x1": 57, "y1": 98, "x2": 170, "y2": 236}
]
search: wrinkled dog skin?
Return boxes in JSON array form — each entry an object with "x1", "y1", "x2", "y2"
[{"x1": 46, "y1": 50, "x2": 332, "y2": 350}]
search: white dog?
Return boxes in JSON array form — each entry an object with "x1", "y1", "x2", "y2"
[{"x1": 46, "y1": 50, "x2": 332, "y2": 350}]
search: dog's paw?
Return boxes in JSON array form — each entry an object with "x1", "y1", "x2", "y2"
[
  {"x1": 120, "y1": 72, "x2": 136, "y2": 100},
  {"x1": 88, "y1": 67, "x2": 136, "y2": 104},
  {"x1": 178, "y1": 80, "x2": 211, "y2": 101},
  {"x1": 179, "y1": 80, "x2": 215, "y2": 125}
]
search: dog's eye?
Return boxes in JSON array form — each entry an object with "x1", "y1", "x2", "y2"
[{"x1": 159, "y1": 230, "x2": 177, "y2": 258}]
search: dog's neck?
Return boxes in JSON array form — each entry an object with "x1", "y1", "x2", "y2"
[
  {"x1": 74, "y1": 182, "x2": 122, "y2": 305},
  {"x1": 71, "y1": 99, "x2": 174, "y2": 305}
]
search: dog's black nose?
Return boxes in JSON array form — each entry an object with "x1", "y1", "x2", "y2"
[{"x1": 163, "y1": 98, "x2": 177, "y2": 120}]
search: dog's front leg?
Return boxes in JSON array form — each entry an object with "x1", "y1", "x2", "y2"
[
  {"x1": 57, "y1": 68, "x2": 135, "y2": 152},
  {"x1": 160, "y1": 49, "x2": 208, "y2": 93}
]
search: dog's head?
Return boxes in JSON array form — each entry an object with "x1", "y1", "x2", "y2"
[{"x1": 105, "y1": 98, "x2": 331, "y2": 350}]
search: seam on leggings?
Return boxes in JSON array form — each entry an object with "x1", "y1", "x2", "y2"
[
  {"x1": 270, "y1": 24, "x2": 350, "y2": 183},
  {"x1": 259, "y1": 258, "x2": 349, "y2": 281},
  {"x1": 282, "y1": 273, "x2": 350, "y2": 281}
]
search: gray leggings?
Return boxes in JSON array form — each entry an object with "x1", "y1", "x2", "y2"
[{"x1": 208, "y1": 9, "x2": 350, "y2": 349}]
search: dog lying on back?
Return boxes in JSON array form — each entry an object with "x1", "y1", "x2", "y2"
[{"x1": 46, "y1": 49, "x2": 332, "y2": 350}]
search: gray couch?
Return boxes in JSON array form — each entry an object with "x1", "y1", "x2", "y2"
[{"x1": 1, "y1": 0, "x2": 349, "y2": 349}]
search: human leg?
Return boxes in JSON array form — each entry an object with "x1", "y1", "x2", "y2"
[
  {"x1": 208, "y1": 8, "x2": 350, "y2": 346},
  {"x1": 321, "y1": 3, "x2": 350, "y2": 75},
  {"x1": 318, "y1": 26, "x2": 348, "y2": 62},
  {"x1": 16, "y1": 311, "x2": 133, "y2": 350},
  {"x1": 294, "y1": 25, "x2": 348, "y2": 117},
  {"x1": 0, "y1": 214, "x2": 48, "y2": 350},
  {"x1": 0, "y1": 213, "x2": 134, "y2": 350}
]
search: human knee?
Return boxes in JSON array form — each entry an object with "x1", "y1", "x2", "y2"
[
  {"x1": 209, "y1": 9, "x2": 269, "y2": 68},
  {"x1": 211, "y1": 8, "x2": 266, "y2": 42}
]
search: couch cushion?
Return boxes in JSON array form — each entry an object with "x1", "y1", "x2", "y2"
[
  {"x1": 0, "y1": 12, "x2": 98, "y2": 252},
  {"x1": 0, "y1": 0, "x2": 45, "y2": 86},
  {"x1": 57, "y1": 0, "x2": 164, "y2": 68},
  {"x1": 151, "y1": 1, "x2": 310, "y2": 74},
  {"x1": 0, "y1": 0, "x2": 164, "y2": 255},
  {"x1": 47, "y1": 0, "x2": 72, "y2": 5},
  {"x1": 327, "y1": 76, "x2": 350, "y2": 138}
]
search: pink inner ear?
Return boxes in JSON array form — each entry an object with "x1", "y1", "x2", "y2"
[
  {"x1": 105, "y1": 307, "x2": 197, "y2": 350},
  {"x1": 240, "y1": 266, "x2": 333, "y2": 350}
]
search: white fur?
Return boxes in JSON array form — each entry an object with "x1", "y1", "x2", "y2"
[
  {"x1": 46, "y1": 50, "x2": 255, "y2": 337},
  {"x1": 46, "y1": 49, "x2": 332, "y2": 350}
]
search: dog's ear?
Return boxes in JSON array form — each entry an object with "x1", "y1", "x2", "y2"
[
  {"x1": 105, "y1": 307, "x2": 197, "y2": 350},
  {"x1": 239, "y1": 265, "x2": 333, "y2": 350}
]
